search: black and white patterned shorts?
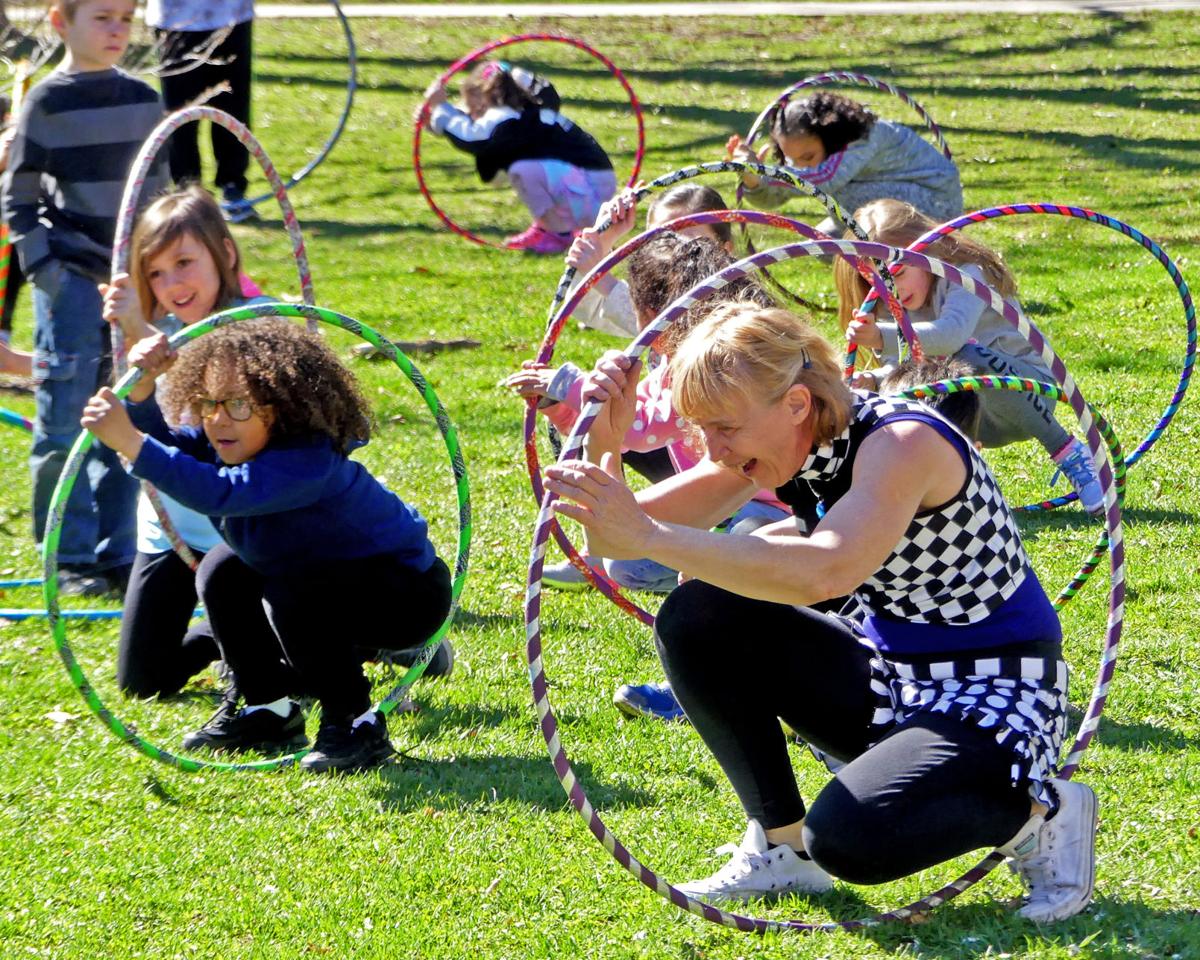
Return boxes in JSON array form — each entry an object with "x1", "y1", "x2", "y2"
[{"x1": 863, "y1": 648, "x2": 1069, "y2": 808}]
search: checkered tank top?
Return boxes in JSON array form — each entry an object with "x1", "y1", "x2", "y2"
[{"x1": 777, "y1": 392, "x2": 1031, "y2": 625}]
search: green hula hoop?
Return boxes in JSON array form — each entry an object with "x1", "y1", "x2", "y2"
[{"x1": 41, "y1": 302, "x2": 472, "y2": 772}]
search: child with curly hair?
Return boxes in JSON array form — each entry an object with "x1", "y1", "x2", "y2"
[
  {"x1": 417, "y1": 59, "x2": 616, "y2": 254},
  {"x1": 728, "y1": 91, "x2": 962, "y2": 236},
  {"x1": 81, "y1": 319, "x2": 452, "y2": 773}
]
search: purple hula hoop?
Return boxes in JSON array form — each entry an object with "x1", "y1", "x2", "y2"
[
  {"x1": 525, "y1": 205, "x2": 904, "y2": 624},
  {"x1": 413, "y1": 34, "x2": 645, "y2": 248},
  {"x1": 525, "y1": 238, "x2": 1124, "y2": 932},
  {"x1": 857, "y1": 202, "x2": 1195, "y2": 512}
]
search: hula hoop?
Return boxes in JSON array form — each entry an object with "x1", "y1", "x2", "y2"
[
  {"x1": 413, "y1": 34, "x2": 645, "y2": 248},
  {"x1": 42, "y1": 302, "x2": 472, "y2": 772},
  {"x1": 744, "y1": 71, "x2": 953, "y2": 161},
  {"x1": 0, "y1": 223, "x2": 11, "y2": 317},
  {"x1": 857, "y1": 203, "x2": 1195, "y2": 512},
  {"x1": 528, "y1": 205, "x2": 906, "y2": 624},
  {"x1": 245, "y1": 0, "x2": 357, "y2": 207},
  {"x1": 0, "y1": 407, "x2": 32, "y2": 432},
  {"x1": 113, "y1": 104, "x2": 317, "y2": 570},
  {"x1": 737, "y1": 71, "x2": 953, "y2": 318},
  {"x1": 524, "y1": 238, "x2": 1124, "y2": 931}
]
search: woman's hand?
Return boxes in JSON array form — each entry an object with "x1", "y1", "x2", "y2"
[
  {"x1": 502, "y1": 361, "x2": 555, "y2": 399},
  {"x1": 82, "y1": 387, "x2": 143, "y2": 461},
  {"x1": 846, "y1": 311, "x2": 884, "y2": 350},
  {"x1": 545, "y1": 453, "x2": 658, "y2": 559},
  {"x1": 581, "y1": 352, "x2": 641, "y2": 453},
  {"x1": 726, "y1": 134, "x2": 762, "y2": 188}
]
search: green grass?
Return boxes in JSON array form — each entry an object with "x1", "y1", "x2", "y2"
[{"x1": 2, "y1": 10, "x2": 1199, "y2": 959}]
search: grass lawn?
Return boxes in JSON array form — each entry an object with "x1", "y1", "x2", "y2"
[{"x1": 1, "y1": 9, "x2": 1199, "y2": 959}]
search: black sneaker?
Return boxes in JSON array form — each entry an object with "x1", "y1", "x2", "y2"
[
  {"x1": 300, "y1": 712, "x2": 395, "y2": 773},
  {"x1": 102, "y1": 563, "x2": 133, "y2": 598},
  {"x1": 181, "y1": 700, "x2": 307, "y2": 753},
  {"x1": 220, "y1": 184, "x2": 259, "y2": 224},
  {"x1": 387, "y1": 640, "x2": 455, "y2": 679},
  {"x1": 57, "y1": 567, "x2": 110, "y2": 598}
]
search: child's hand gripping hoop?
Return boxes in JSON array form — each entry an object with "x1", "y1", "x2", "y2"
[
  {"x1": 528, "y1": 196, "x2": 906, "y2": 623},
  {"x1": 41, "y1": 303, "x2": 471, "y2": 773},
  {"x1": 413, "y1": 34, "x2": 645, "y2": 248},
  {"x1": 855, "y1": 203, "x2": 1195, "y2": 513},
  {"x1": 112, "y1": 105, "x2": 318, "y2": 570},
  {"x1": 525, "y1": 238, "x2": 1125, "y2": 931}
]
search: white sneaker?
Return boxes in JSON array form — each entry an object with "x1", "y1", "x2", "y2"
[
  {"x1": 1002, "y1": 778, "x2": 1098, "y2": 923},
  {"x1": 676, "y1": 820, "x2": 833, "y2": 903}
]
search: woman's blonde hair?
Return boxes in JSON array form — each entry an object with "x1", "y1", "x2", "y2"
[
  {"x1": 670, "y1": 303, "x2": 852, "y2": 446},
  {"x1": 131, "y1": 185, "x2": 243, "y2": 323},
  {"x1": 853, "y1": 198, "x2": 1017, "y2": 299}
]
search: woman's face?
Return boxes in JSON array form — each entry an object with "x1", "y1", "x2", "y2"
[
  {"x1": 891, "y1": 263, "x2": 934, "y2": 311},
  {"x1": 146, "y1": 232, "x2": 235, "y2": 325},
  {"x1": 774, "y1": 131, "x2": 826, "y2": 169},
  {"x1": 693, "y1": 385, "x2": 814, "y2": 489}
]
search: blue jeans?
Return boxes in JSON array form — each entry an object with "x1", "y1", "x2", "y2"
[
  {"x1": 604, "y1": 500, "x2": 790, "y2": 593},
  {"x1": 31, "y1": 265, "x2": 138, "y2": 569}
]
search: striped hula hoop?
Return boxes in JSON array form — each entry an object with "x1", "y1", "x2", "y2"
[
  {"x1": 525, "y1": 238, "x2": 1123, "y2": 931},
  {"x1": 413, "y1": 34, "x2": 645, "y2": 249},
  {"x1": 41, "y1": 303, "x2": 471, "y2": 772},
  {"x1": 528, "y1": 204, "x2": 904, "y2": 623},
  {"x1": 858, "y1": 203, "x2": 1194, "y2": 512}
]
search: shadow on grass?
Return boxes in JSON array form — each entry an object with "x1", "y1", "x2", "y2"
[
  {"x1": 1017, "y1": 506, "x2": 1195, "y2": 543},
  {"x1": 1089, "y1": 714, "x2": 1199, "y2": 752},
  {"x1": 857, "y1": 897, "x2": 1200, "y2": 957},
  {"x1": 374, "y1": 749, "x2": 656, "y2": 812}
]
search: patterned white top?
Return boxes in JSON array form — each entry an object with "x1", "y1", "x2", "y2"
[
  {"x1": 145, "y1": 0, "x2": 254, "y2": 31},
  {"x1": 786, "y1": 391, "x2": 1030, "y2": 625}
]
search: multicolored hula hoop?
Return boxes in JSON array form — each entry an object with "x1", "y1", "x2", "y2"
[
  {"x1": 857, "y1": 203, "x2": 1195, "y2": 512},
  {"x1": 0, "y1": 407, "x2": 32, "y2": 433},
  {"x1": 245, "y1": 0, "x2": 358, "y2": 207},
  {"x1": 113, "y1": 104, "x2": 317, "y2": 570},
  {"x1": 525, "y1": 238, "x2": 1124, "y2": 931},
  {"x1": 528, "y1": 204, "x2": 906, "y2": 624},
  {"x1": 413, "y1": 34, "x2": 645, "y2": 248},
  {"x1": 42, "y1": 303, "x2": 472, "y2": 772}
]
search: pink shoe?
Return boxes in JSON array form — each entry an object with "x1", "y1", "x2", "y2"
[{"x1": 504, "y1": 223, "x2": 572, "y2": 254}]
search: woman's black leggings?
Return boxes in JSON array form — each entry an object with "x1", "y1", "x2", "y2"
[
  {"x1": 654, "y1": 580, "x2": 1035, "y2": 885},
  {"x1": 196, "y1": 544, "x2": 453, "y2": 721},
  {"x1": 117, "y1": 548, "x2": 217, "y2": 698}
]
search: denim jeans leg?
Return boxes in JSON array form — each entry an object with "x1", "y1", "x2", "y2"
[{"x1": 30, "y1": 268, "x2": 137, "y2": 568}]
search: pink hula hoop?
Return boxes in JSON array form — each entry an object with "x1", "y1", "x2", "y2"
[
  {"x1": 111, "y1": 105, "x2": 318, "y2": 569},
  {"x1": 413, "y1": 34, "x2": 645, "y2": 248}
]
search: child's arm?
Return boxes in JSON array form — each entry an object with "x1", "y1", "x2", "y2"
[
  {"x1": 875, "y1": 276, "x2": 987, "y2": 360},
  {"x1": 580, "y1": 354, "x2": 683, "y2": 454},
  {"x1": 100, "y1": 273, "x2": 156, "y2": 345},
  {"x1": 1, "y1": 98, "x2": 64, "y2": 298},
  {"x1": 0, "y1": 341, "x2": 31, "y2": 377}
]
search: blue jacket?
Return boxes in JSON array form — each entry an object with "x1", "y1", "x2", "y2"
[{"x1": 127, "y1": 396, "x2": 436, "y2": 576}]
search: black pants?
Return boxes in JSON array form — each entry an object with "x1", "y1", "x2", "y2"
[
  {"x1": 623, "y1": 448, "x2": 675, "y2": 485},
  {"x1": 196, "y1": 543, "x2": 453, "y2": 721},
  {"x1": 117, "y1": 548, "x2": 218, "y2": 698},
  {"x1": 654, "y1": 580, "x2": 1034, "y2": 885},
  {"x1": 156, "y1": 19, "x2": 253, "y2": 192}
]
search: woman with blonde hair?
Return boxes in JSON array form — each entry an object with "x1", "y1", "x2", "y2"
[{"x1": 546, "y1": 302, "x2": 1096, "y2": 922}]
